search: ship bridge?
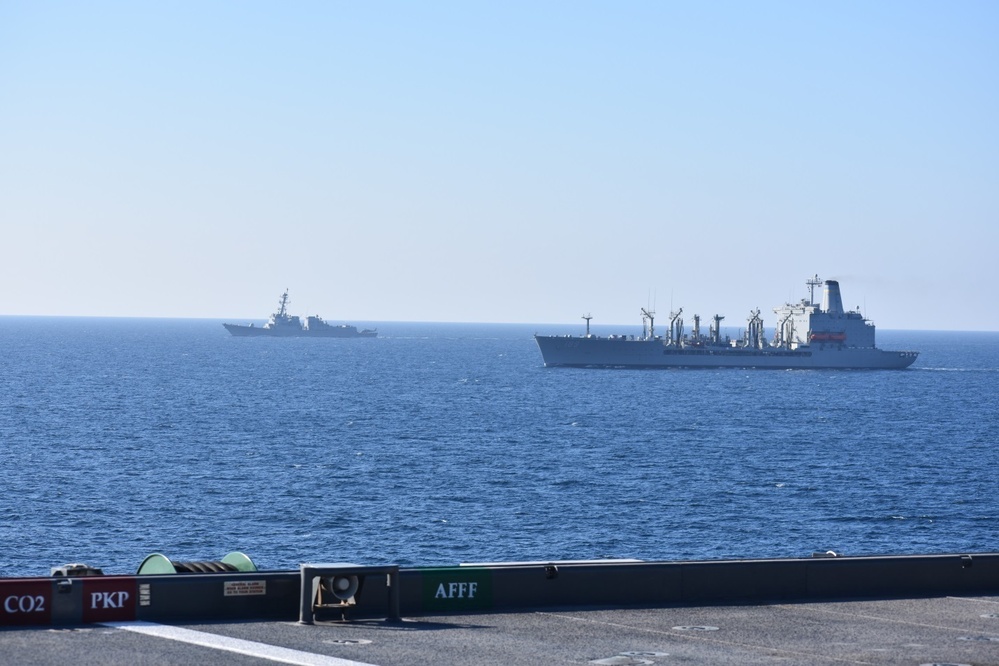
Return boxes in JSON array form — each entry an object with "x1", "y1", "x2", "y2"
[{"x1": 773, "y1": 278, "x2": 876, "y2": 349}]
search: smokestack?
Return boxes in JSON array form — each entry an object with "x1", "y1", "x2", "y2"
[{"x1": 822, "y1": 280, "x2": 844, "y2": 315}]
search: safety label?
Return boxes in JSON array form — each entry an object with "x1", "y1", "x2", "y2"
[{"x1": 223, "y1": 580, "x2": 267, "y2": 597}]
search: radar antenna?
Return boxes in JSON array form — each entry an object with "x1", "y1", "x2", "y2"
[{"x1": 277, "y1": 290, "x2": 291, "y2": 318}]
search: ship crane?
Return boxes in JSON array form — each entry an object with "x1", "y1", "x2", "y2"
[
  {"x1": 640, "y1": 308, "x2": 655, "y2": 339},
  {"x1": 710, "y1": 314, "x2": 725, "y2": 344},
  {"x1": 774, "y1": 311, "x2": 794, "y2": 348},
  {"x1": 745, "y1": 308, "x2": 765, "y2": 349},
  {"x1": 668, "y1": 308, "x2": 683, "y2": 346}
]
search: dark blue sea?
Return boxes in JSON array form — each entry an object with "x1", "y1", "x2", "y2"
[{"x1": 1, "y1": 318, "x2": 997, "y2": 577}]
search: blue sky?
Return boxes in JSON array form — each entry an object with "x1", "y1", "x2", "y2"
[{"x1": 2, "y1": 1, "x2": 996, "y2": 330}]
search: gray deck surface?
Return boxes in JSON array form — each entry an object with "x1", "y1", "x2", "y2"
[{"x1": 3, "y1": 595, "x2": 999, "y2": 665}]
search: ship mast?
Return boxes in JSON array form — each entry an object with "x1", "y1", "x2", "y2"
[
  {"x1": 582, "y1": 313, "x2": 592, "y2": 337},
  {"x1": 806, "y1": 275, "x2": 823, "y2": 306}
]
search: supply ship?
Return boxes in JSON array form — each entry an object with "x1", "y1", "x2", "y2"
[
  {"x1": 223, "y1": 291, "x2": 377, "y2": 338},
  {"x1": 535, "y1": 276, "x2": 917, "y2": 369}
]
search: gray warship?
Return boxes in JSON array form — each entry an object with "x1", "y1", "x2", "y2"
[
  {"x1": 534, "y1": 276, "x2": 917, "y2": 369},
  {"x1": 223, "y1": 291, "x2": 377, "y2": 338}
]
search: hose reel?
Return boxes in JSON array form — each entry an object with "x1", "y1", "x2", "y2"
[{"x1": 136, "y1": 551, "x2": 258, "y2": 575}]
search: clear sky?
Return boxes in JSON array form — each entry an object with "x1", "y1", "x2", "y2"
[{"x1": 2, "y1": 2, "x2": 996, "y2": 330}]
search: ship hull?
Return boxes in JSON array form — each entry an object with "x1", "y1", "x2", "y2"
[{"x1": 534, "y1": 335, "x2": 917, "y2": 370}]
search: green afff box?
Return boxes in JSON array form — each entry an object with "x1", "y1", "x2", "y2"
[{"x1": 419, "y1": 567, "x2": 493, "y2": 612}]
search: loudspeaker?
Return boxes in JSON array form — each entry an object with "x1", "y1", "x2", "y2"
[{"x1": 322, "y1": 574, "x2": 360, "y2": 601}]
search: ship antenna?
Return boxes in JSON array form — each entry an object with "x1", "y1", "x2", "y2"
[
  {"x1": 582, "y1": 313, "x2": 592, "y2": 336},
  {"x1": 806, "y1": 274, "x2": 822, "y2": 305}
]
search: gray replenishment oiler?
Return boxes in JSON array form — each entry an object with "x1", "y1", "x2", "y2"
[
  {"x1": 223, "y1": 291, "x2": 377, "y2": 338},
  {"x1": 534, "y1": 276, "x2": 917, "y2": 369}
]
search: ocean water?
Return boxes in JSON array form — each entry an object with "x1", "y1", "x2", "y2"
[{"x1": 1, "y1": 318, "x2": 997, "y2": 577}]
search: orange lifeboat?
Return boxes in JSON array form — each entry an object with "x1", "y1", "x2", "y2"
[{"x1": 809, "y1": 331, "x2": 846, "y2": 342}]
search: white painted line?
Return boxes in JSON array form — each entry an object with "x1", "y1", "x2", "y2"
[{"x1": 102, "y1": 621, "x2": 379, "y2": 666}]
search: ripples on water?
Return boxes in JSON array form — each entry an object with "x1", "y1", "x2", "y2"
[{"x1": 0, "y1": 319, "x2": 997, "y2": 576}]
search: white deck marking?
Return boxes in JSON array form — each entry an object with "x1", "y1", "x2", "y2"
[{"x1": 102, "y1": 621, "x2": 379, "y2": 666}]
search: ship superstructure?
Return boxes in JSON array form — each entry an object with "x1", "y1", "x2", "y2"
[
  {"x1": 224, "y1": 291, "x2": 377, "y2": 338},
  {"x1": 534, "y1": 275, "x2": 917, "y2": 369}
]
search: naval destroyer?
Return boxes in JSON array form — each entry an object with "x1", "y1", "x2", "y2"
[
  {"x1": 534, "y1": 276, "x2": 917, "y2": 369},
  {"x1": 223, "y1": 291, "x2": 377, "y2": 338}
]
